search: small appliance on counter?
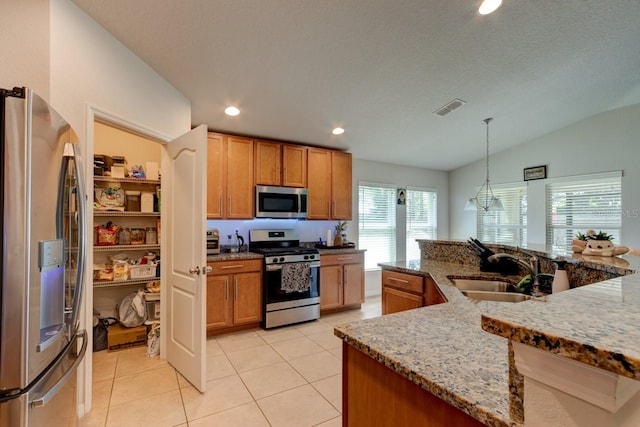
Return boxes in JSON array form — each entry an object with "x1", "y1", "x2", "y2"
[{"x1": 206, "y1": 228, "x2": 220, "y2": 255}]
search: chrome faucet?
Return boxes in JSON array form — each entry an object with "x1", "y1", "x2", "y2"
[{"x1": 487, "y1": 253, "x2": 542, "y2": 296}]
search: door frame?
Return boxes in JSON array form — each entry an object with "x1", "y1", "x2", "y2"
[{"x1": 80, "y1": 104, "x2": 173, "y2": 416}]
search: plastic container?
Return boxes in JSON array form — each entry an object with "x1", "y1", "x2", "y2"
[
  {"x1": 125, "y1": 191, "x2": 141, "y2": 212},
  {"x1": 145, "y1": 227, "x2": 157, "y2": 245},
  {"x1": 141, "y1": 192, "x2": 154, "y2": 213},
  {"x1": 552, "y1": 260, "x2": 570, "y2": 293},
  {"x1": 130, "y1": 228, "x2": 146, "y2": 245},
  {"x1": 129, "y1": 263, "x2": 156, "y2": 279},
  {"x1": 118, "y1": 228, "x2": 131, "y2": 245}
]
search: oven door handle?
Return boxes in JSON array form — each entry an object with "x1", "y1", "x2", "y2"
[{"x1": 265, "y1": 262, "x2": 320, "y2": 271}]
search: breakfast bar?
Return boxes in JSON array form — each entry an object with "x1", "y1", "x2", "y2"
[{"x1": 334, "y1": 240, "x2": 640, "y2": 426}]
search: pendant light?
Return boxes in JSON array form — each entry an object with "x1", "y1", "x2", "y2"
[{"x1": 464, "y1": 118, "x2": 504, "y2": 212}]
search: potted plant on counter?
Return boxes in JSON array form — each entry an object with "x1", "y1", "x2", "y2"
[
  {"x1": 572, "y1": 229, "x2": 629, "y2": 256},
  {"x1": 334, "y1": 221, "x2": 348, "y2": 246}
]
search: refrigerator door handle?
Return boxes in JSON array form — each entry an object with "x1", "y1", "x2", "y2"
[
  {"x1": 29, "y1": 330, "x2": 87, "y2": 409},
  {"x1": 59, "y1": 143, "x2": 87, "y2": 330}
]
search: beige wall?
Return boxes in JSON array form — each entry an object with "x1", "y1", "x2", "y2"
[
  {"x1": 94, "y1": 121, "x2": 161, "y2": 168},
  {"x1": 0, "y1": 0, "x2": 50, "y2": 96}
]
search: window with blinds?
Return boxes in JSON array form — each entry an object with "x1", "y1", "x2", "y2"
[
  {"x1": 477, "y1": 184, "x2": 527, "y2": 245},
  {"x1": 546, "y1": 172, "x2": 622, "y2": 251},
  {"x1": 358, "y1": 184, "x2": 397, "y2": 269},
  {"x1": 406, "y1": 188, "x2": 437, "y2": 260}
]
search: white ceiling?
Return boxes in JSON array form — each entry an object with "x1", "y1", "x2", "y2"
[{"x1": 72, "y1": 0, "x2": 640, "y2": 171}]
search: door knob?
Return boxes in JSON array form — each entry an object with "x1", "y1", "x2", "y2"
[
  {"x1": 203, "y1": 265, "x2": 213, "y2": 274},
  {"x1": 189, "y1": 266, "x2": 200, "y2": 275}
]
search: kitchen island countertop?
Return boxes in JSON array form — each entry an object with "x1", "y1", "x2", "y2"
[
  {"x1": 335, "y1": 252, "x2": 640, "y2": 426},
  {"x1": 335, "y1": 259, "x2": 523, "y2": 427}
]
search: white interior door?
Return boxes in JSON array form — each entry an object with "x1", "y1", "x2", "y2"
[{"x1": 162, "y1": 124, "x2": 207, "y2": 392}]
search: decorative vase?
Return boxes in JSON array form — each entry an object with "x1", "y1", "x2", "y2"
[{"x1": 333, "y1": 233, "x2": 343, "y2": 246}]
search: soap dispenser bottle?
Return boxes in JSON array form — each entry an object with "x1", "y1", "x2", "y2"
[{"x1": 552, "y1": 260, "x2": 570, "y2": 293}]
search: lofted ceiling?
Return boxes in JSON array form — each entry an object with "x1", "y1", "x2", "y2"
[{"x1": 72, "y1": 0, "x2": 640, "y2": 171}]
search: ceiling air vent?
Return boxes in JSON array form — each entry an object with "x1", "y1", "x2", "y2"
[{"x1": 433, "y1": 98, "x2": 466, "y2": 117}]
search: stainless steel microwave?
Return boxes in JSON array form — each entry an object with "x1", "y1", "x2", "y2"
[{"x1": 255, "y1": 185, "x2": 308, "y2": 219}]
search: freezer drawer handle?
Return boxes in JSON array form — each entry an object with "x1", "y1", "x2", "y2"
[{"x1": 30, "y1": 330, "x2": 87, "y2": 408}]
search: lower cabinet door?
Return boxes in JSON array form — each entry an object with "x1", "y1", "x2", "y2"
[
  {"x1": 207, "y1": 275, "x2": 233, "y2": 329},
  {"x1": 320, "y1": 266, "x2": 343, "y2": 309},
  {"x1": 233, "y1": 272, "x2": 262, "y2": 324},
  {"x1": 343, "y1": 264, "x2": 364, "y2": 306},
  {"x1": 382, "y1": 286, "x2": 423, "y2": 315}
]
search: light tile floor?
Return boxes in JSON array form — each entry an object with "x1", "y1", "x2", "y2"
[{"x1": 80, "y1": 296, "x2": 381, "y2": 427}]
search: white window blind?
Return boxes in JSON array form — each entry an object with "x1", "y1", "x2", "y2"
[
  {"x1": 477, "y1": 184, "x2": 527, "y2": 246},
  {"x1": 546, "y1": 172, "x2": 622, "y2": 251},
  {"x1": 358, "y1": 184, "x2": 396, "y2": 269},
  {"x1": 406, "y1": 188, "x2": 437, "y2": 261}
]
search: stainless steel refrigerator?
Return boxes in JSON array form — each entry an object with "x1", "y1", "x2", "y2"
[{"x1": 0, "y1": 87, "x2": 87, "y2": 426}]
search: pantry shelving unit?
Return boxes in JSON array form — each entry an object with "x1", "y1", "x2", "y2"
[{"x1": 92, "y1": 175, "x2": 161, "y2": 319}]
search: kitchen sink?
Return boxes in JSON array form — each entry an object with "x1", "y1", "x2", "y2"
[
  {"x1": 460, "y1": 290, "x2": 532, "y2": 303},
  {"x1": 450, "y1": 278, "x2": 515, "y2": 293}
]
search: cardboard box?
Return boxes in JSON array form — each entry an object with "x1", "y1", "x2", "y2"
[
  {"x1": 141, "y1": 192, "x2": 154, "y2": 213},
  {"x1": 107, "y1": 324, "x2": 147, "y2": 351},
  {"x1": 111, "y1": 165, "x2": 125, "y2": 179}
]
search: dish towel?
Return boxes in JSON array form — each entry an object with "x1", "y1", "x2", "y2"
[{"x1": 281, "y1": 262, "x2": 312, "y2": 293}]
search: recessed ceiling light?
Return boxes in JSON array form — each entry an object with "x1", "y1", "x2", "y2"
[
  {"x1": 224, "y1": 106, "x2": 240, "y2": 116},
  {"x1": 332, "y1": 127, "x2": 345, "y2": 135},
  {"x1": 478, "y1": 0, "x2": 502, "y2": 15}
]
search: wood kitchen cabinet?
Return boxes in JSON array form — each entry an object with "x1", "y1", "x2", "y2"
[
  {"x1": 206, "y1": 258, "x2": 262, "y2": 335},
  {"x1": 382, "y1": 270, "x2": 446, "y2": 315},
  {"x1": 206, "y1": 132, "x2": 254, "y2": 219},
  {"x1": 320, "y1": 252, "x2": 364, "y2": 312},
  {"x1": 282, "y1": 144, "x2": 307, "y2": 187},
  {"x1": 254, "y1": 140, "x2": 307, "y2": 188},
  {"x1": 307, "y1": 148, "x2": 352, "y2": 220}
]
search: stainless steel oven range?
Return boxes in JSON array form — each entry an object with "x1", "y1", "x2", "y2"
[{"x1": 249, "y1": 229, "x2": 320, "y2": 329}]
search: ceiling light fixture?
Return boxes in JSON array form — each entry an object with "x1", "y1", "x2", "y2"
[
  {"x1": 478, "y1": 0, "x2": 503, "y2": 15},
  {"x1": 332, "y1": 127, "x2": 345, "y2": 135},
  {"x1": 464, "y1": 118, "x2": 504, "y2": 212},
  {"x1": 224, "y1": 106, "x2": 240, "y2": 116}
]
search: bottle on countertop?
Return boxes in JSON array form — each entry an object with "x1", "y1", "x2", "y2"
[{"x1": 552, "y1": 260, "x2": 570, "y2": 293}]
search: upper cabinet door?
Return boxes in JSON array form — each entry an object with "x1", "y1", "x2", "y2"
[
  {"x1": 254, "y1": 140, "x2": 281, "y2": 186},
  {"x1": 226, "y1": 136, "x2": 254, "y2": 218},
  {"x1": 307, "y1": 148, "x2": 332, "y2": 219},
  {"x1": 207, "y1": 133, "x2": 225, "y2": 219},
  {"x1": 282, "y1": 144, "x2": 307, "y2": 188},
  {"x1": 331, "y1": 151, "x2": 352, "y2": 220}
]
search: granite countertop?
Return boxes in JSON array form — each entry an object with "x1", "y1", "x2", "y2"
[
  {"x1": 206, "y1": 252, "x2": 263, "y2": 262},
  {"x1": 335, "y1": 247, "x2": 640, "y2": 426},
  {"x1": 481, "y1": 272, "x2": 640, "y2": 380},
  {"x1": 334, "y1": 259, "x2": 525, "y2": 427},
  {"x1": 317, "y1": 247, "x2": 365, "y2": 255}
]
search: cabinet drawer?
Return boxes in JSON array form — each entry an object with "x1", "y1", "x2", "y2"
[
  {"x1": 208, "y1": 259, "x2": 262, "y2": 274},
  {"x1": 382, "y1": 270, "x2": 424, "y2": 294},
  {"x1": 321, "y1": 252, "x2": 364, "y2": 266}
]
